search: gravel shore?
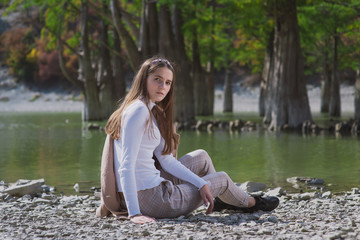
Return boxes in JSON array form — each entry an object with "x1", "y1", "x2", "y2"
[{"x1": 1, "y1": 186, "x2": 360, "y2": 240}]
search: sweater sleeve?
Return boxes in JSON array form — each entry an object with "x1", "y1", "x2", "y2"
[
  {"x1": 154, "y1": 137, "x2": 208, "y2": 190},
  {"x1": 118, "y1": 104, "x2": 149, "y2": 217}
]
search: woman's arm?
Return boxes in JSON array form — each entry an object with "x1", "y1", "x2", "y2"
[
  {"x1": 154, "y1": 137, "x2": 208, "y2": 190},
  {"x1": 117, "y1": 103, "x2": 149, "y2": 217}
]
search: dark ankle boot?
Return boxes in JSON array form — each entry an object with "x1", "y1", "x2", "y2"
[
  {"x1": 243, "y1": 196, "x2": 279, "y2": 213},
  {"x1": 213, "y1": 196, "x2": 279, "y2": 213}
]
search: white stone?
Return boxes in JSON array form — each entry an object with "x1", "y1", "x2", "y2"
[
  {"x1": 1, "y1": 179, "x2": 44, "y2": 197},
  {"x1": 239, "y1": 181, "x2": 267, "y2": 193},
  {"x1": 321, "y1": 191, "x2": 332, "y2": 198}
]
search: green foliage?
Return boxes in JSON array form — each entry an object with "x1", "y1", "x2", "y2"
[
  {"x1": 1, "y1": 27, "x2": 38, "y2": 82},
  {"x1": 298, "y1": 0, "x2": 360, "y2": 75},
  {"x1": 3, "y1": 0, "x2": 360, "y2": 85},
  {"x1": 179, "y1": 0, "x2": 273, "y2": 73}
]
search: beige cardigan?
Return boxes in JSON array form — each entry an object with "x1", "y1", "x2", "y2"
[{"x1": 96, "y1": 133, "x2": 179, "y2": 218}]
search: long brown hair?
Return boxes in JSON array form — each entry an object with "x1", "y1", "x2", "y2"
[{"x1": 105, "y1": 56, "x2": 176, "y2": 155}]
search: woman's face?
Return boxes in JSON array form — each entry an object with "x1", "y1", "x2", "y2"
[{"x1": 146, "y1": 67, "x2": 173, "y2": 103}]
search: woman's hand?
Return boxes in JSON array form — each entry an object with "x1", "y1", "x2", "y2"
[
  {"x1": 129, "y1": 214, "x2": 156, "y2": 224},
  {"x1": 199, "y1": 184, "x2": 213, "y2": 214}
]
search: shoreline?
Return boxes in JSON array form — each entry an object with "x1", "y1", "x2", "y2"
[
  {"x1": 0, "y1": 66, "x2": 356, "y2": 114},
  {"x1": 1, "y1": 179, "x2": 359, "y2": 239}
]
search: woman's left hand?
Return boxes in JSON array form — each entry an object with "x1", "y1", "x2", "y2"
[
  {"x1": 130, "y1": 214, "x2": 156, "y2": 224},
  {"x1": 199, "y1": 184, "x2": 213, "y2": 214}
]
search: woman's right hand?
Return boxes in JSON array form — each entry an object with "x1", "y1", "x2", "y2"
[{"x1": 130, "y1": 214, "x2": 156, "y2": 224}]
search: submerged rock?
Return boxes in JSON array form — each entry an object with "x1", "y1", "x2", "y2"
[{"x1": 287, "y1": 177, "x2": 324, "y2": 187}]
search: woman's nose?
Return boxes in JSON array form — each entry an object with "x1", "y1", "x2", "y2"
[{"x1": 158, "y1": 81, "x2": 165, "y2": 88}]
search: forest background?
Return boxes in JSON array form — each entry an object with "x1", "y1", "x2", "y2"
[{"x1": 0, "y1": 0, "x2": 360, "y2": 130}]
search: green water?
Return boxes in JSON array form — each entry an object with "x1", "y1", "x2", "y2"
[{"x1": 0, "y1": 112, "x2": 359, "y2": 195}]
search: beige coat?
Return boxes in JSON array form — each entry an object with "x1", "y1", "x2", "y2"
[{"x1": 96, "y1": 133, "x2": 179, "y2": 218}]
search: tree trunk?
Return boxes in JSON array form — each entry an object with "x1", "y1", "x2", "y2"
[
  {"x1": 147, "y1": 1, "x2": 158, "y2": 56},
  {"x1": 110, "y1": 0, "x2": 141, "y2": 71},
  {"x1": 205, "y1": 62, "x2": 215, "y2": 115},
  {"x1": 139, "y1": 0, "x2": 150, "y2": 58},
  {"x1": 355, "y1": 66, "x2": 360, "y2": 120},
  {"x1": 192, "y1": 30, "x2": 207, "y2": 115},
  {"x1": 80, "y1": 1, "x2": 102, "y2": 121},
  {"x1": 320, "y1": 59, "x2": 331, "y2": 113},
  {"x1": 264, "y1": 0, "x2": 312, "y2": 130},
  {"x1": 172, "y1": 4, "x2": 195, "y2": 123},
  {"x1": 98, "y1": 3, "x2": 115, "y2": 119},
  {"x1": 223, "y1": 67, "x2": 233, "y2": 112},
  {"x1": 205, "y1": 0, "x2": 216, "y2": 116},
  {"x1": 112, "y1": 28, "x2": 126, "y2": 102},
  {"x1": 260, "y1": 29, "x2": 274, "y2": 117},
  {"x1": 139, "y1": 0, "x2": 158, "y2": 58},
  {"x1": 329, "y1": 33, "x2": 341, "y2": 117},
  {"x1": 158, "y1": 4, "x2": 175, "y2": 59}
]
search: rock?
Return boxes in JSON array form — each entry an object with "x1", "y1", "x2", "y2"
[
  {"x1": 1, "y1": 179, "x2": 44, "y2": 197},
  {"x1": 322, "y1": 191, "x2": 332, "y2": 198},
  {"x1": 195, "y1": 120, "x2": 207, "y2": 131},
  {"x1": 335, "y1": 121, "x2": 352, "y2": 133},
  {"x1": 0, "y1": 96, "x2": 9, "y2": 102},
  {"x1": 287, "y1": 177, "x2": 324, "y2": 186},
  {"x1": 94, "y1": 191, "x2": 101, "y2": 199},
  {"x1": 206, "y1": 123, "x2": 214, "y2": 132},
  {"x1": 33, "y1": 198, "x2": 52, "y2": 205},
  {"x1": 0, "y1": 192, "x2": 6, "y2": 200},
  {"x1": 87, "y1": 123, "x2": 100, "y2": 130},
  {"x1": 351, "y1": 120, "x2": 360, "y2": 134},
  {"x1": 268, "y1": 216, "x2": 278, "y2": 223},
  {"x1": 239, "y1": 181, "x2": 267, "y2": 193},
  {"x1": 351, "y1": 188, "x2": 359, "y2": 195},
  {"x1": 73, "y1": 183, "x2": 80, "y2": 193},
  {"x1": 266, "y1": 187, "x2": 285, "y2": 197}
]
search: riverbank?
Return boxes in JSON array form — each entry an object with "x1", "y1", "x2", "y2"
[
  {"x1": 0, "y1": 66, "x2": 356, "y2": 114},
  {"x1": 1, "y1": 180, "x2": 359, "y2": 239}
]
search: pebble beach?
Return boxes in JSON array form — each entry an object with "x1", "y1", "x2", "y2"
[{"x1": 1, "y1": 183, "x2": 360, "y2": 240}]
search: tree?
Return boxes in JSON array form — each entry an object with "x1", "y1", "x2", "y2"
[
  {"x1": 298, "y1": 0, "x2": 360, "y2": 117},
  {"x1": 356, "y1": 65, "x2": 360, "y2": 120},
  {"x1": 215, "y1": 0, "x2": 272, "y2": 115},
  {"x1": 7, "y1": 0, "x2": 127, "y2": 121},
  {"x1": 223, "y1": 65, "x2": 232, "y2": 112},
  {"x1": 263, "y1": 0, "x2": 312, "y2": 130},
  {"x1": 110, "y1": 0, "x2": 195, "y2": 123}
]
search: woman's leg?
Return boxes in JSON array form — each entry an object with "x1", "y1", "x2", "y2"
[
  {"x1": 160, "y1": 149, "x2": 216, "y2": 184},
  {"x1": 137, "y1": 181, "x2": 203, "y2": 218},
  {"x1": 204, "y1": 171, "x2": 251, "y2": 208},
  {"x1": 138, "y1": 171, "x2": 251, "y2": 218}
]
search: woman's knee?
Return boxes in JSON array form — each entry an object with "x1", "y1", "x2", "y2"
[
  {"x1": 194, "y1": 149, "x2": 211, "y2": 163},
  {"x1": 205, "y1": 171, "x2": 231, "y2": 185},
  {"x1": 193, "y1": 149, "x2": 209, "y2": 158},
  {"x1": 217, "y1": 171, "x2": 230, "y2": 180}
]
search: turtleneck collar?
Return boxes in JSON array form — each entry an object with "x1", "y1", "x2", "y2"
[
  {"x1": 148, "y1": 101, "x2": 156, "y2": 110},
  {"x1": 139, "y1": 96, "x2": 156, "y2": 110}
]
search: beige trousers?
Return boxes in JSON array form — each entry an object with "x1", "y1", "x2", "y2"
[{"x1": 137, "y1": 149, "x2": 251, "y2": 218}]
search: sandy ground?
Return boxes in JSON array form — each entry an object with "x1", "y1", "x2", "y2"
[{"x1": 0, "y1": 66, "x2": 355, "y2": 114}]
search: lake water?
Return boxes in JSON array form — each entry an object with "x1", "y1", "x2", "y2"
[{"x1": 0, "y1": 112, "x2": 359, "y2": 195}]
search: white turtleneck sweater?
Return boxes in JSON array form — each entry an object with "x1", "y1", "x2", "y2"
[{"x1": 114, "y1": 99, "x2": 207, "y2": 217}]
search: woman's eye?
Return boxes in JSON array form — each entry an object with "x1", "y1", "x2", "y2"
[{"x1": 166, "y1": 81, "x2": 172, "y2": 86}]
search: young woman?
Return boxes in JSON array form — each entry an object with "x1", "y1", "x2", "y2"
[{"x1": 104, "y1": 56, "x2": 279, "y2": 224}]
